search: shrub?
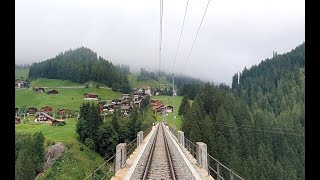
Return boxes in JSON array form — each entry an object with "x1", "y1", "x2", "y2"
[
  {"x1": 57, "y1": 122, "x2": 65, "y2": 126},
  {"x1": 84, "y1": 138, "x2": 95, "y2": 150}
]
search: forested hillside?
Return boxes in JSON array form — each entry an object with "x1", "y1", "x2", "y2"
[
  {"x1": 181, "y1": 43, "x2": 305, "y2": 180},
  {"x1": 28, "y1": 47, "x2": 131, "y2": 93}
]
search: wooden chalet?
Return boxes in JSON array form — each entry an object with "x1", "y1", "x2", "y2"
[
  {"x1": 26, "y1": 107, "x2": 38, "y2": 115},
  {"x1": 84, "y1": 93, "x2": 98, "y2": 100},
  {"x1": 166, "y1": 105, "x2": 173, "y2": 113},
  {"x1": 121, "y1": 105, "x2": 132, "y2": 115},
  {"x1": 134, "y1": 100, "x2": 142, "y2": 109},
  {"x1": 122, "y1": 94, "x2": 130, "y2": 100},
  {"x1": 33, "y1": 87, "x2": 45, "y2": 93},
  {"x1": 34, "y1": 112, "x2": 54, "y2": 123},
  {"x1": 15, "y1": 80, "x2": 28, "y2": 88},
  {"x1": 51, "y1": 119, "x2": 66, "y2": 126},
  {"x1": 47, "y1": 90, "x2": 59, "y2": 95},
  {"x1": 102, "y1": 104, "x2": 115, "y2": 112},
  {"x1": 41, "y1": 106, "x2": 53, "y2": 114}
]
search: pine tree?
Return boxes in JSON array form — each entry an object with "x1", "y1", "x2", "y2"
[
  {"x1": 178, "y1": 95, "x2": 190, "y2": 116},
  {"x1": 97, "y1": 123, "x2": 119, "y2": 159},
  {"x1": 15, "y1": 149, "x2": 36, "y2": 180},
  {"x1": 32, "y1": 132, "x2": 45, "y2": 173}
]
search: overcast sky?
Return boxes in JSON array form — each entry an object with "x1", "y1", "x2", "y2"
[{"x1": 15, "y1": 0, "x2": 304, "y2": 85}]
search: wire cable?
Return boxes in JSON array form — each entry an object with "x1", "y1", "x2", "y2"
[
  {"x1": 183, "y1": 0, "x2": 211, "y2": 70},
  {"x1": 159, "y1": 0, "x2": 164, "y2": 88},
  {"x1": 171, "y1": 0, "x2": 190, "y2": 73}
]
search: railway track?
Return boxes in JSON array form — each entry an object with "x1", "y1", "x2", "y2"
[
  {"x1": 142, "y1": 122, "x2": 176, "y2": 180},
  {"x1": 130, "y1": 122, "x2": 196, "y2": 180}
]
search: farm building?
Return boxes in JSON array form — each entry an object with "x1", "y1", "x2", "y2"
[
  {"x1": 47, "y1": 90, "x2": 58, "y2": 95},
  {"x1": 51, "y1": 119, "x2": 66, "y2": 126},
  {"x1": 15, "y1": 80, "x2": 29, "y2": 88},
  {"x1": 134, "y1": 100, "x2": 142, "y2": 109},
  {"x1": 15, "y1": 117, "x2": 20, "y2": 124},
  {"x1": 84, "y1": 93, "x2": 99, "y2": 100},
  {"x1": 122, "y1": 94, "x2": 130, "y2": 100},
  {"x1": 102, "y1": 104, "x2": 115, "y2": 112},
  {"x1": 41, "y1": 105, "x2": 53, "y2": 115},
  {"x1": 26, "y1": 107, "x2": 38, "y2": 116},
  {"x1": 144, "y1": 87, "x2": 152, "y2": 96},
  {"x1": 33, "y1": 87, "x2": 45, "y2": 93},
  {"x1": 34, "y1": 112, "x2": 54, "y2": 123},
  {"x1": 121, "y1": 105, "x2": 132, "y2": 115},
  {"x1": 166, "y1": 105, "x2": 174, "y2": 113}
]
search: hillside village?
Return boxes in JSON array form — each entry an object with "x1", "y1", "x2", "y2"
[{"x1": 15, "y1": 85, "x2": 175, "y2": 125}]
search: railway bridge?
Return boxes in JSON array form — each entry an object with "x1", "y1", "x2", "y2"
[{"x1": 84, "y1": 122, "x2": 244, "y2": 180}]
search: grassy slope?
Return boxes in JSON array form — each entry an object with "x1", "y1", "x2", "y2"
[
  {"x1": 15, "y1": 68, "x2": 29, "y2": 79},
  {"x1": 128, "y1": 74, "x2": 172, "y2": 89},
  {"x1": 31, "y1": 78, "x2": 82, "y2": 87},
  {"x1": 15, "y1": 87, "x2": 122, "y2": 111},
  {"x1": 15, "y1": 119, "x2": 105, "y2": 179},
  {"x1": 152, "y1": 95, "x2": 183, "y2": 130}
]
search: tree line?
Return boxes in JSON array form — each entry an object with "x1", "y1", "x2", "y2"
[
  {"x1": 28, "y1": 47, "x2": 131, "y2": 93},
  {"x1": 137, "y1": 68, "x2": 158, "y2": 82},
  {"x1": 76, "y1": 98, "x2": 155, "y2": 159},
  {"x1": 15, "y1": 131, "x2": 45, "y2": 180},
  {"x1": 180, "y1": 42, "x2": 305, "y2": 180}
]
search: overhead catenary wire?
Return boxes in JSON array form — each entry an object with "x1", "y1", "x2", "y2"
[
  {"x1": 171, "y1": 0, "x2": 190, "y2": 73},
  {"x1": 159, "y1": 0, "x2": 164, "y2": 88},
  {"x1": 183, "y1": 0, "x2": 211, "y2": 70}
]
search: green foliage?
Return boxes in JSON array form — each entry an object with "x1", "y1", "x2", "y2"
[
  {"x1": 15, "y1": 119, "x2": 105, "y2": 180},
  {"x1": 15, "y1": 149, "x2": 36, "y2": 180},
  {"x1": 57, "y1": 122, "x2": 65, "y2": 126},
  {"x1": 111, "y1": 108, "x2": 121, "y2": 133},
  {"x1": 137, "y1": 68, "x2": 157, "y2": 81},
  {"x1": 141, "y1": 95, "x2": 150, "y2": 109},
  {"x1": 178, "y1": 82, "x2": 201, "y2": 100},
  {"x1": 28, "y1": 47, "x2": 130, "y2": 93},
  {"x1": 76, "y1": 102, "x2": 103, "y2": 145},
  {"x1": 32, "y1": 132, "x2": 45, "y2": 173},
  {"x1": 15, "y1": 66, "x2": 29, "y2": 80},
  {"x1": 84, "y1": 138, "x2": 95, "y2": 150},
  {"x1": 179, "y1": 42, "x2": 305, "y2": 180},
  {"x1": 15, "y1": 131, "x2": 45, "y2": 179},
  {"x1": 127, "y1": 74, "x2": 171, "y2": 89},
  {"x1": 97, "y1": 123, "x2": 118, "y2": 159},
  {"x1": 178, "y1": 95, "x2": 190, "y2": 116}
]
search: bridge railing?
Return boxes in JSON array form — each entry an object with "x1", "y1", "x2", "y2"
[
  {"x1": 126, "y1": 137, "x2": 137, "y2": 161},
  {"x1": 83, "y1": 150, "x2": 122, "y2": 180},
  {"x1": 84, "y1": 125, "x2": 154, "y2": 180},
  {"x1": 143, "y1": 125, "x2": 153, "y2": 139},
  {"x1": 184, "y1": 137, "x2": 245, "y2": 180}
]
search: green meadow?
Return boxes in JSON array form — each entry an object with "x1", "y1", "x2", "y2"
[
  {"x1": 31, "y1": 78, "x2": 82, "y2": 87},
  {"x1": 15, "y1": 87, "x2": 122, "y2": 111},
  {"x1": 15, "y1": 119, "x2": 105, "y2": 179},
  {"x1": 128, "y1": 74, "x2": 172, "y2": 89}
]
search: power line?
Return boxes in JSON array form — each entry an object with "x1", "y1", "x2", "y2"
[
  {"x1": 171, "y1": 0, "x2": 190, "y2": 73},
  {"x1": 183, "y1": 0, "x2": 211, "y2": 70},
  {"x1": 158, "y1": 0, "x2": 164, "y2": 88}
]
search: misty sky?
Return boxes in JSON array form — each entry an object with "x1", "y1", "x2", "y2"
[{"x1": 15, "y1": 0, "x2": 304, "y2": 85}]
